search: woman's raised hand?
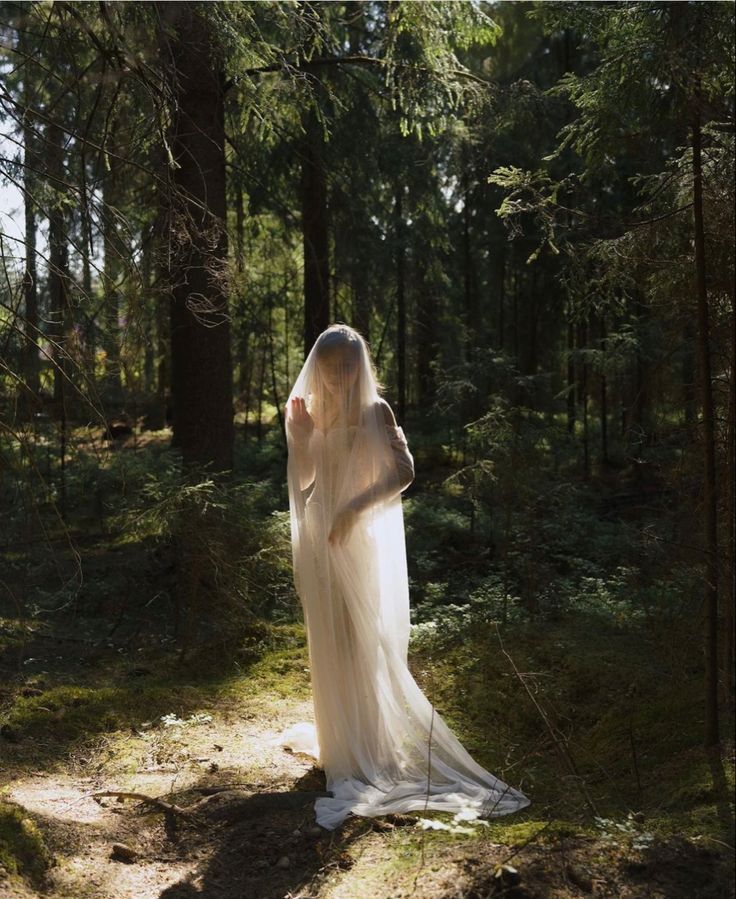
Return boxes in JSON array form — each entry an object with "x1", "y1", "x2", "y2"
[{"x1": 286, "y1": 396, "x2": 314, "y2": 440}]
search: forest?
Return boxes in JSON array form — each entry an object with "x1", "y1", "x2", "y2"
[{"x1": 0, "y1": 1, "x2": 734, "y2": 897}]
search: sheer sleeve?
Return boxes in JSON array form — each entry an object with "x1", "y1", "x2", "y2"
[
  {"x1": 386, "y1": 424, "x2": 414, "y2": 491},
  {"x1": 286, "y1": 428, "x2": 316, "y2": 492}
]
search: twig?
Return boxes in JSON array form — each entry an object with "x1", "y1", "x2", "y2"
[
  {"x1": 495, "y1": 624, "x2": 600, "y2": 818},
  {"x1": 189, "y1": 783, "x2": 256, "y2": 796},
  {"x1": 90, "y1": 790, "x2": 196, "y2": 819}
]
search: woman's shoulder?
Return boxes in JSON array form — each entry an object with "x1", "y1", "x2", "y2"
[{"x1": 369, "y1": 398, "x2": 399, "y2": 428}]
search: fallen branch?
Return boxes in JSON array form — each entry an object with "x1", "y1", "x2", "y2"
[
  {"x1": 91, "y1": 790, "x2": 196, "y2": 819},
  {"x1": 189, "y1": 783, "x2": 257, "y2": 796}
]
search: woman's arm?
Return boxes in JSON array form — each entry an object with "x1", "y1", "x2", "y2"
[
  {"x1": 328, "y1": 400, "x2": 414, "y2": 544},
  {"x1": 286, "y1": 397, "x2": 316, "y2": 491},
  {"x1": 350, "y1": 401, "x2": 414, "y2": 511}
]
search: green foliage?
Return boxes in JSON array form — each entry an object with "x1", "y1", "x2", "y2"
[{"x1": 120, "y1": 460, "x2": 295, "y2": 651}]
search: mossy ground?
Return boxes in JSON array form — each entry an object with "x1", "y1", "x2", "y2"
[
  {"x1": 1, "y1": 599, "x2": 733, "y2": 897},
  {"x1": 0, "y1": 801, "x2": 52, "y2": 890},
  {"x1": 0, "y1": 427, "x2": 733, "y2": 897}
]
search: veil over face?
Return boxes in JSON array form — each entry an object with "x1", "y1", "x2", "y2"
[{"x1": 281, "y1": 324, "x2": 530, "y2": 830}]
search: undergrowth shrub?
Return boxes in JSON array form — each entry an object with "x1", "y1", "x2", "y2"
[{"x1": 122, "y1": 464, "x2": 294, "y2": 661}]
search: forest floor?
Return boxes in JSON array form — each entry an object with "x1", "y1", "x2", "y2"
[
  {"x1": 1, "y1": 430, "x2": 734, "y2": 897},
  {"x1": 1, "y1": 605, "x2": 734, "y2": 899}
]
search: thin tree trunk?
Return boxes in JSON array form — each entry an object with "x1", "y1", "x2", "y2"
[
  {"x1": 416, "y1": 266, "x2": 437, "y2": 407},
  {"x1": 512, "y1": 267, "x2": 519, "y2": 362},
  {"x1": 268, "y1": 297, "x2": 285, "y2": 442},
  {"x1": 235, "y1": 182, "x2": 245, "y2": 275},
  {"x1": 395, "y1": 185, "x2": 406, "y2": 422},
  {"x1": 22, "y1": 102, "x2": 39, "y2": 414},
  {"x1": 692, "y1": 83, "x2": 719, "y2": 747},
  {"x1": 301, "y1": 95, "x2": 330, "y2": 357},
  {"x1": 600, "y1": 314, "x2": 609, "y2": 465},
  {"x1": 462, "y1": 159, "x2": 474, "y2": 360},
  {"x1": 142, "y1": 232, "x2": 155, "y2": 394},
  {"x1": 725, "y1": 279, "x2": 735, "y2": 703},
  {"x1": 567, "y1": 303, "x2": 576, "y2": 435},
  {"x1": 47, "y1": 120, "x2": 69, "y2": 411},
  {"x1": 256, "y1": 339, "x2": 266, "y2": 443},
  {"x1": 47, "y1": 118, "x2": 69, "y2": 518},
  {"x1": 353, "y1": 271, "x2": 370, "y2": 342},
  {"x1": 581, "y1": 317, "x2": 589, "y2": 478},
  {"x1": 102, "y1": 118, "x2": 122, "y2": 405},
  {"x1": 80, "y1": 152, "x2": 96, "y2": 392}
]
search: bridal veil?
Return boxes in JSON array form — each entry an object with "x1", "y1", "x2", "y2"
[{"x1": 279, "y1": 324, "x2": 530, "y2": 830}]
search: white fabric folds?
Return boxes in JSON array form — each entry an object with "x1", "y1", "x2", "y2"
[{"x1": 279, "y1": 325, "x2": 530, "y2": 830}]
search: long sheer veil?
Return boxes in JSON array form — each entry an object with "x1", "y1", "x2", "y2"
[{"x1": 280, "y1": 324, "x2": 530, "y2": 830}]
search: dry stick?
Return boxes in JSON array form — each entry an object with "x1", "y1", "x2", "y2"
[
  {"x1": 190, "y1": 783, "x2": 258, "y2": 796},
  {"x1": 413, "y1": 703, "x2": 436, "y2": 885},
  {"x1": 494, "y1": 624, "x2": 600, "y2": 818},
  {"x1": 90, "y1": 791, "x2": 196, "y2": 820}
]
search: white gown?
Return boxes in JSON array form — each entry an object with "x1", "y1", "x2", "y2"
[{"x1": 279, "y1": 402, "x2": 531, "y2": 830}]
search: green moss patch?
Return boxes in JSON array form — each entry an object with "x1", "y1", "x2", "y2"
[{"x1": 0, "y1": 801, "x2": 52, "y2": 889}]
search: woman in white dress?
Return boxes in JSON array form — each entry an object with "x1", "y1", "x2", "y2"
[{"x1": 279, "y1": 324, "x2": 530, "y2": 830}]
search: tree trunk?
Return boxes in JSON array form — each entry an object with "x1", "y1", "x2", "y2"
[
  {"x1": 692, "y1": 84, "x2": 719, "y2": 746},
  {"x1": 352, "y1": 271, "x2": 370, "y2": 343},
  {"x1": 462, "y1": 160, "x2": 474, "y2": 360},
  {"x1": 79, "y1": 149, "x2": 96, "y2": 393},
  {"x1": 725, "y1": 276, "x2": 735, "y2": 703},
  {"x1": 395, "y1": 185, "x2": 406, "y2": 422},
  {"x1": 600, "y1": 314, "x2": 609, "y2": 465},
  {"x1": 301, "y1": 95, "x2": 330, "y2": 357},
  {"x1": 47, "y1": 120, "x2": 69, "y2": 412},
  {"x1": 416, "y1": 265, "x2": 437, "y2": 407},
  {"x1": 160, "y1": 2, "x2": 234, "y2": 470},
  {"x1": 22, "y1": 101, "x2": 39, "y2": 414},
  {"x1": 235, "y1": 181, "x2": 245, "y2": 275},
  {"x1": 102, "y1": 119, "x2": 122, "y2": 405},
  {"x1": 581, "y1": 317, "x2": 589, "y2": 478},
  {"x1": 566, "y1": 302, "x2": 576, "y2": 435}
]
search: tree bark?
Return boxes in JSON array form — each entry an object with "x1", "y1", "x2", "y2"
[
  {"x1": 692, "y1": 84, "x2": 719, "y2": 746},
  {"x1": 101, "y1": 113, "x2": 124, "y2": 405},
  {"x1": 566, "y1": 303, "x2": 576, "y2": 435},
  {"x1": 416, "y1": 266, "x2": 437, "y2": 407},
  {"x1": 22, "y1": 102, "x2": 39, "y2": 413},
  {"x1": 600, "y1": 314, "x2": 609, "y2": 465},
  {"x1": 301, "y1": 95, "x2": 330, "y2": 357},
  {"x1": 723, "y1": 290, "x2": 736, "y2": 701},
  {"x1": 725, "y1": 277, "x2": 735, "y2": 703},
  {"x1": 462, "y1": 160, "x2": 475, "y2": 361},
  {"x1": 395, "y1": 185, "x2": 406, "y2": 422},
  {"x1": 159, "y1": 2, "x2": 234, "y2": 470},
  {"x1": 581, "y1": 317, "x2": 589, "y2": 478},
  {"x1": 47, "y1": 120, "x2": 70, "y2": 412},
  {"x1": 352, "y1": 271, "x2": 370, "y2": 343}
]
